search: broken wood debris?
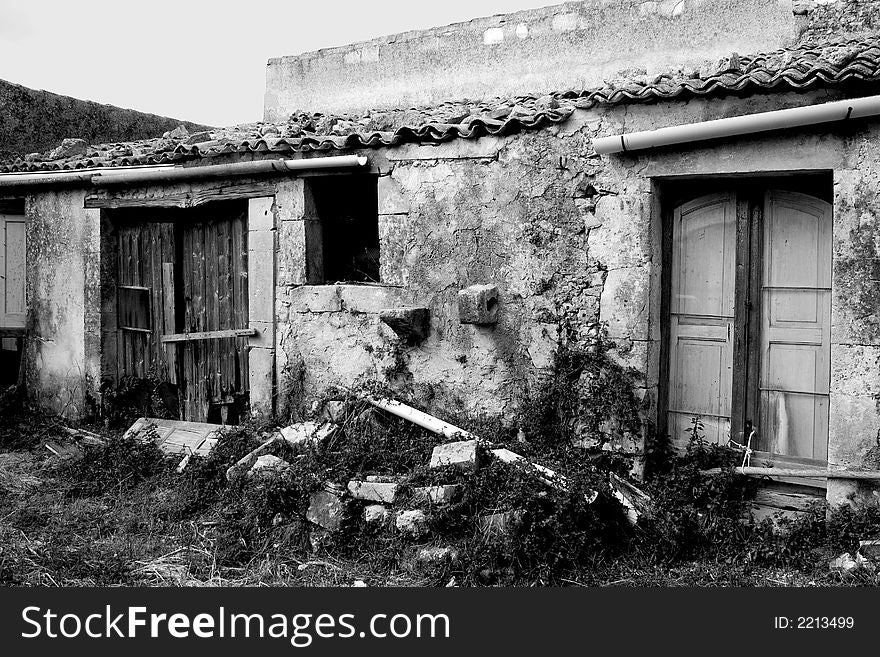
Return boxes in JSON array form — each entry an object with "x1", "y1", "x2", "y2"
[
  {"x1": 701, "y1": 466, "x2": 880, "y2": 480},
  {"x1": 609, "y1": 472, "x2": 652, "y2": 525},
  {"x1": 125, "y1": 417, "x2": 225, "y2": 458},
  {"x1": 226, "y1": 421, "x2": 337, "y2": 480},
  {"x1": 44, "y1": 440, "x2": 82, "y2": 458}
]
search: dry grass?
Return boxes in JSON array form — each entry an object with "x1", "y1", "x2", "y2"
[{"x1": 1, "y1": 403, "x2": 878, "y2": 588}]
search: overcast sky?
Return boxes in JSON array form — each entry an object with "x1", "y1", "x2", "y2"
[{"x1": 0, "y1": 0, "x2": 561, "y2": 127}]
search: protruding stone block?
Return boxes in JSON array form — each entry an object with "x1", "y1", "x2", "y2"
[
  {"x1": 412, "y1": 485, "x2": 461, "y2": 505},
  {"x1": 379, "y1": 307, "x2": 430, "y2": 342},
  {"x1": 347, "y1": 480, "x2": 399, "y2": 503},
  {"x1": 458, "y1": 284, "x2": 499, "y2": 325},
  {"x1": 429, "y1": 440, "x2": 479, "y2": 470}
]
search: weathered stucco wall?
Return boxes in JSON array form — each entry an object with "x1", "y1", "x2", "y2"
[
  {"x1": 18, "y1": 83, "x2": 880, "y2": 505},
  {"x1": 264, "y1": 0, "x2": 797, "y2": 119},
  {"x1": 24, "y1": 190, "x2": 101, "y2": 417},
  {"x1": 272, "y1": 87, "x2": 879, "y2": 504}
]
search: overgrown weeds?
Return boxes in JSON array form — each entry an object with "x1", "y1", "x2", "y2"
[{"x1": 1, "y1": 336, "x2": 879, "y2": 586}]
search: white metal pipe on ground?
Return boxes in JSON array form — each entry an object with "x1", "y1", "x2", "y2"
[
  {"x1": 592, "y1": 95, "x2": 880, "y2": 154},
  {"x1": 0, "y1": 155, "x2": 368, "y2": 189},
  {"x1": 367, "y1": 397, "x2": 480, "y2": 442}
]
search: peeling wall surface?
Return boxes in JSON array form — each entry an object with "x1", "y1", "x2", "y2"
[
  {"x1": 264, "y1": 0, "x2": 797, "y2": 119},
  {"x1": 24, "y1": 190, "x2": 101, "y2": 417}
]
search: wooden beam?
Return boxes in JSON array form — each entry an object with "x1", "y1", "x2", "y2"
[
  {"x1": 702, "y1": 466, "x2": 880, "y2": 480},
  {"x1": 0, "y1": 327, "x2": 25, "y2": 337},
  {"x1": 161, "y1": 328, "x2": 257, "y2": 343},
  {"x1": 85, "y1": 182, "x2": 274, "y2": 209}
]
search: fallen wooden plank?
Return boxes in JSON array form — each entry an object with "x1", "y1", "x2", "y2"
[
  {"x1": 124, "y1": 417, "x2": 228, "y2": 457},
  {"x1": 701, "y1": 466, "x2": 880, "y2": 480},
  {"x1": 160, "y1": 328, "x2": 257, "y2": 343},
  {"x1": 752, "y1": 488, "x2": 823, "y2": 512},
  {"x1": 226, "y1": 434, "x2": 281, "y2": 481},
  {"x1": 609, "y1": 472, "x2": 652, "y2": 524}
]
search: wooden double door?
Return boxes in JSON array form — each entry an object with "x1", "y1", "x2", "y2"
[
  {"x1": 666, "y1": 187, "x2": 832, "y2": 464},
  {"x1": 114, "y1": 201, "x2": 250, "y2": 422}
]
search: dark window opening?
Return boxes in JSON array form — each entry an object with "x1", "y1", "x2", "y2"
[{"x1": 307, "y1": 175, "x2": 380, "y2": 284}]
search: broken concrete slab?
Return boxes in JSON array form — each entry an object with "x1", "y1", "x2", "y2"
[
  {"x1": 458, "y1": 284, "x2": 499, "y2": 325},
  {"x1": 396, "y1": 509, "x2": 429, "y2": 538},
  {"x1": 412, "y1": 485, "x2": 461, "y2": 505},
  {"x1": 379, "y1": 307, "x2": 430, "y2": 342},
  {"x1": 247, "y1": 454, "x2": 290, "y2": 477},
  {"x1": 280, "y1": 421, "x2": 337, "y2": 450},
  {"x1": 347, "y1": 480, "x2": 399, "y2": 503},
  {"x1": 430, "y1": 439, "x2": 479, "y2": 470},
  {"x1": 363, "y1": 504, "x2": 393, "y2": 526},
  {"x1": 829, "y1": 551, "x2": 873, "y2": 576},
  {"x1": 307, "y1": 485, "x2": 346, "y2": 532}
]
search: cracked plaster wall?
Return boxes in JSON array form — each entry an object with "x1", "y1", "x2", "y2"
[
  {"x1": 278, "y1": 87, "x2": 880, "y2": 505},
  {"x1": 24, "y1": 189, "x2": 101, "y2": 418}
]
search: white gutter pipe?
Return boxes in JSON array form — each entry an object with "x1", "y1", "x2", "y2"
[
  {"x1": 0, "y1": 155, "x2": 368, "y2": 189},
  {"x1": 592, "y1": 95, "x2": 880, "y2": 155}
]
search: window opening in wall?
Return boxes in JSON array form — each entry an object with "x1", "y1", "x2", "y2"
[{"x1": 307, "y1": 174, "x2": 379, "y2": 284}]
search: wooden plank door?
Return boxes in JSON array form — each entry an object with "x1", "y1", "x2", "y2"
[
  {"x1": 667, "y1": 193, "x2": 737, "y2": 446},
  {"x1": 757, "y1": 191, "x2": 832, "y2": 461},
  {"x1": 116, "y1": 220, "x2": 177, "y2": 380},
  {"x1": 1, "y1": 212, "x2": 26, "y2": 330},
  {"x1": 178, "y1": 206, "x2": 249, "y2": 422}
]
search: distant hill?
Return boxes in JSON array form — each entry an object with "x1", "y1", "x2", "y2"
[{"x1": 0, "y1": 78, "x2": 210, "y2": 161}]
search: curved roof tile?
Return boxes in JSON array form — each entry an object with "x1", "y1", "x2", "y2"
[{"x1": 4, "y1": 36, "x2": 880, "y2": 173}]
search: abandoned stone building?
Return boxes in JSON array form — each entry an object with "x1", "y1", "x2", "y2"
[{"x1": 1, "y1": 0, "x2": 880, "y2": 508}]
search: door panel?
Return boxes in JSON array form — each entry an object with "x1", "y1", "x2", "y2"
[
  {"x1": 178, "y1": 210, "x2": 249, "y2": 422},
  {"x1": 668, "y1": 193, "x2": 736, "y2": 446},
  {"x1": 758, "y1": 191, "x2": 831, "y2": 461},
  {"x1": 1, "y1": 214, "x2": 26, "y2": 328},
  {"x1": 114, "y1": 202, "x2": 250, "y2": 422}
]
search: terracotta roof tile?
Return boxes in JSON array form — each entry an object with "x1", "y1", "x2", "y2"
[{"x1": 5, "y1": 36, "x2": 880, "y2": 173}]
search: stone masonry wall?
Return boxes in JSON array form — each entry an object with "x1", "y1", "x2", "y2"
[
  {"x1": 275, "y1": 87, "x2": 880, "y2": 504},
  {"x1": 264, "y1": 0, "x2": 798, "y2": 120}
]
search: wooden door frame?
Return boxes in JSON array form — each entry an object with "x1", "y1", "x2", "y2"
[{"x1": 657, "y1": 174, "x2": 833, "y2": 458}]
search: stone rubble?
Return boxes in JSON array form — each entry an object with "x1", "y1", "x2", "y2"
[{"x1": 429, "y1": 439, "x2": 480, "y2": 470}]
